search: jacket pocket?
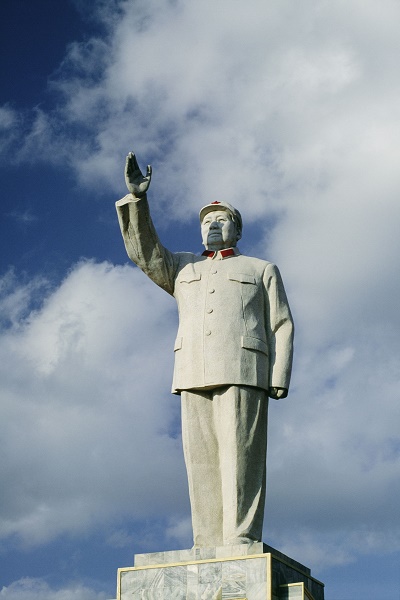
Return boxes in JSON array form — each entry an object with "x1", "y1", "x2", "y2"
[
  {"x1": 241, "y1": 335, "x2": 268, "y2": 356},
  {"x1": 178, "y1": 273, "x2": 201, "y2": 283},
  {"x1": 228, "y1": 272, "x2": 256, "y2": 285},
  {"x1": 174, "y1": 337, "x2": 183, "y2": 351}
]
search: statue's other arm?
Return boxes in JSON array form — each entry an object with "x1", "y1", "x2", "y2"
[{"x1": 263, "y1": 263, "x2": 294, "y2": 397}]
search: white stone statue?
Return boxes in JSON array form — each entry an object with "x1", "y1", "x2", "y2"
[{"x1": 116, "y1": 153, "x2": 294, "y2": 548}]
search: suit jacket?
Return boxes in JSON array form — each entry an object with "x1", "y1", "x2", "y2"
[{"x1": 116, "y1": 194, "x2": 294, "y2": 395}]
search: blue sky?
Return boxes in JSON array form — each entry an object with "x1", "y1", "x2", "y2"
[{"x1": 1, "y1": 1, "x2": 400, "y2": 599}]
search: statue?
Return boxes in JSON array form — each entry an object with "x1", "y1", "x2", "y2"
[{"x1": 116, "y1": 153, "x2": 294, "y2": 548}]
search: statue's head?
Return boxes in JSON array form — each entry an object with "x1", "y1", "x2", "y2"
[{"x1": 199, "y1": 201, "x2": 242, "y2": 250}]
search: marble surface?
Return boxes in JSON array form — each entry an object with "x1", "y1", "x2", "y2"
[
  {"x1": 134, "y1": 543, "x2": 310, "y2": 575},
  {"x1": 121, "y1": 556, "x2": 267, "y2": 599},
  {"x1": 119, "y1": 545, "x2": 323, "y2": 600},
  {"x1": 134, "y1": 542, "x2": 267, "y2": 566}
]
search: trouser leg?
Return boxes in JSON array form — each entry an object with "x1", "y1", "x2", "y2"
[
  {"x1": 181, "y1": 389, "x2": 223, "y2": 547},
  {"x1": 181, "y1": 386, "x2": 268, "y2": 547},
  {"x1": 214, "y1": 385, "x2": 268, "y2": 545}
]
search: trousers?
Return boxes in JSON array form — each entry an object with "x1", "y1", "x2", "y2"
[{"x1": 181, "y1": 385, "x2": 269, "y2": 547}]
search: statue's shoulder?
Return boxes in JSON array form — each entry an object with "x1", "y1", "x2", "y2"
[
  {"x1": 174, "y1": 251, "x2": 200, "y2": 262},
  {"x1": 235, "y1": 253, "x2": 274, "y2": 270},
  {"x1": 173, "y1": 251, "x2": 205, "y2": 270}
]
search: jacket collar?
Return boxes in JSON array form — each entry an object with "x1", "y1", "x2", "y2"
[{"x1": 201, "y1": 247, "x2": 241, "y2": 260}]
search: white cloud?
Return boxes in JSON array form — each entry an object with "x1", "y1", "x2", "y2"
[
  {"x1": 0, "y1": 261, "x2": 187, "y2": 547},
  {"x1": 263, "y1": 320, "x2": 400, "y2": 566},
  {"x1": 0, "y1": 105, "x2": 17, "y2": 130},
  {"x1": 1, "y1": 257, "x2": 399, "y2": 565},
  {"x1": 0, "y1": 578, "x2": 109, "y2": 600},
  {"x1": 0, "y1": 270, "x2": 49, "y2": 328},
  {"x1": 8, "y1": 0, "x2": 400, "y2": 230},
  {"x1": 165, "y1": 516, "x2": 192, "y2": 547},
  {"x1": 0, "y1": 104, "x2": 19, "y2": 156},
  {"x1": 2, "y1": 0, "x2": 400, "y2": 571}
]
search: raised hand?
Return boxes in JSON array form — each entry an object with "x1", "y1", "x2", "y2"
[{"x1": 125, "y1": 152, "x2": 152, "y2": 197}]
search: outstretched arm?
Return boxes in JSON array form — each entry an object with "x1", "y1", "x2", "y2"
[
  {"x1": 116, "y1": 153, "x2": 178, "y2": 295},
  {"x1": 125, "y1": 152, "x2": 152, "y2": 197}
]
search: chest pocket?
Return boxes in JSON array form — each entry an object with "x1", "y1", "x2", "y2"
[
  {"x1": 178, "y1": 273, "x2": 201, "y2": 284},
  {"x1": 228, "y1": 272, "x2": 258, "y2": 305},
  {"x1": 227, "y1": 272, "x2": 256, "y2": 285}
]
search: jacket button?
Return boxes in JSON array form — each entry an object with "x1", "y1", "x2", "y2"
[
  {"x1": 205, "y1": 330, "x2": 211, "y2": 336},
  {"x1": 209, "y1": 288, "x2": 215, "y2": 293},
  {"x1": 207, "y1": 308, "x2": 213, "y2": 313}
]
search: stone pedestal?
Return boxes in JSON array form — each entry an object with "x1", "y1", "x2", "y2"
[{"x1": 117, "y1": 543, "x2": 324, "y2": 599}]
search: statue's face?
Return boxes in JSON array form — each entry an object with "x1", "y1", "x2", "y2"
[{"x1": 201, "y1": 210, "x2": 238, "y2": 250}]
